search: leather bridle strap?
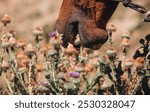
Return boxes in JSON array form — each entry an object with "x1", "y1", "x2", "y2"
[{"x1": 111, "y1": 0, "x2": 147, "y2": 13}]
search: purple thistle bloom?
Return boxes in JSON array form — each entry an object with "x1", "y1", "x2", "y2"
[
  {"x1": 39, "y1": 80, "x2": 49, "y2": 86},
  {"x1": 69, "y1": 72, "x2": 80, "y2": 78},
  {"x1": 48, "y1": 31, "x2": 57, "y2": 37}
]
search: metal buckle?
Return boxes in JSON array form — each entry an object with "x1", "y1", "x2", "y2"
[{"x1": 143, "y1": 11, "x2": 150, "y2": 22}]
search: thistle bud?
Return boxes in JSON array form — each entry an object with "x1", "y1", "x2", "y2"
[
  {"x1": 33, "y1": 26, "x2": 43, "y2": 37},
  {"x1": 69, "y1": 72, "x2": 80, "y2": 78},
  {"x1": 120, "y1": 31, "x2": 131, "y2": 39},
  {"x1": 1, "y1": 14, "x2": 11, "y2": 26}
]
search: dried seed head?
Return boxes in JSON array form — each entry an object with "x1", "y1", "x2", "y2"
[
  {"x1": 65, "y1": 43, "x2": 79, "y2": 56},
  {"x1": 134, "y1": 57, "x2": 145, "y2": 70},
  {"x1": 106, "y1": 47, "x2": 117, "y2": 57},
  {"x1": 17, "y1": 50, "x2": 25, "y2": 59},
  {"x1": 36, "y1": 63, "x2": 44, "y2": 72},
  {"x1": 121, "y1": 38, "x2": 130, "y2": 48},
  {"x1": 46, "y1": 50, "x2": 57, "y2": 57},
  {"x1": 124, "y1": 59, "x2": 133, "y2": 68},
  {"x1": 0, "y1": 42, "x2": 10, "y2": 48},
  {"x1": 49, "y1": 34, "x2": 62, "y2": 46},
  {"x1": 74, "y1": 63, "x2": 85, "y2": 72},
  {"x1": 1, "y1": 14, "x2": 11, "y2": 26},
  {"x1": 9, "y1": 30, "x2": 16, "y2": 37},
  {"x1": 24, "y1": 44, "x2": 36, "y2": 56},
  {"x1": 19, "y1": 57, "x2": 30, "y2": 68},
  {"x1": 120, "y1": 31, "x2": 131, "y2": 39},
  {"x1": 106, "y1": 23, "x2": 116, "y2": 32},
  {"x1": 64, "y1": 82, "x2": 74, "y2": 90},
  {"x1": 17, "y1": 39, "x2": 26, "y2": 48},
  {"x1": 99, "y1": 56, "x2": 107, "y2": 64},
  {"x1": 40, "y1": 43, "x2": 52, "y2": 54},
  {"x1": 9, "y1": 37, "x2": 17, "y2": 46},
  {"x1": 1, "y1": 60, "x2": 9, "y2": 71},
  {"x1": 33, "y1": 26, "x2": 43, "y2": 36}
]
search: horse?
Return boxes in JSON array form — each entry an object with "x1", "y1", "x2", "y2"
[{"x1": 56, "y1": 0, "x2": 146, "y2": 50}]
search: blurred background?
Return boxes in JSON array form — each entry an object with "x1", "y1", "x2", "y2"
[{"x1": 0, "y1": 0, "x2": 149, "y2": 55}]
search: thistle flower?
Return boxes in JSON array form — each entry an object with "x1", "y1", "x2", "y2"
[
  {"x1": 1, "y1": 14, "x2": 11, "y2": 26},
  {"x1": 48, "y1": 31, "x2": 58, "y2": 37},
  {"x1": 106, "y1": 47, "x2": 117, "y2": 57},
  {"x1": 120, "y1": 31, "x2": 131, "y2": 39},
  {"x1": 39, "y1": 80, "x2": 49, "y2": 86},
  {"x1": 49, "y1": 34, "x2": 62, "y2": 46},
  {"x1": 69, "y1": 72, "x2": 80, "y2": 78}
]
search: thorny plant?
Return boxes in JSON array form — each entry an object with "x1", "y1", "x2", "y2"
[{"x1": 0, "y1": 14, "x2": 150, "y2": 95}]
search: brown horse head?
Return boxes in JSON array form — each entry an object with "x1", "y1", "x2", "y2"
[{"x1": 56, "y1": 0, "x2": 119, "y2": 49}]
